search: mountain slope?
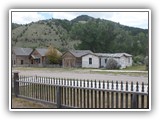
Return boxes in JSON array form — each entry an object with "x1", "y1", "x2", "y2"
[
  {"x1": 12, "y1": 15, "x2": 148, "y2": 56},
  {"x1": 12, "y1": 19, "x2": 79, "y2": 51}
]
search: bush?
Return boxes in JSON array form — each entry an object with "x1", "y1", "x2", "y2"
[
  {"x1": 133, "y1": 55, "x2": 145, "y2": 65},
  {"x1": 106, "y1": 58, "x2": 121, "y2": 69},
  {"x1": 144, "y1": 56, "x2": 149, "y2": 70},
  {"x1": 45, "y1": 45, "x2": 62, "y2": 64}
]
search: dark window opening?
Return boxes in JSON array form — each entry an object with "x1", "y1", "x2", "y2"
[
  {"x1": 89, "y1": 58, "x2": 92, "y2": 64},
  {"x1": 105, "y1": 59, "x2": 107, "y2": 63},
  {"x1": 21, "y1": 60, "x2": 23, "y2": 65},
  {"x1": 37, "y1": 58, "x2": 40, "y2": 63}
]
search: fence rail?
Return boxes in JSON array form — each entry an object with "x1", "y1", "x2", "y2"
[{"x1": 13, "y1": 72, "x2": 149, "y2": 109}]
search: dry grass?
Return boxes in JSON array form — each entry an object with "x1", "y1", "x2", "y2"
[{"x1": 11, "y1": 96, "x2": 57, "y2": 108}]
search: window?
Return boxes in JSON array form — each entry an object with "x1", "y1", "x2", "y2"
[
  {"x1": 89, "y1": 58, "x2": 92, "y2": 64},
  {"x1": 128, "y1": 58, "x2": 130, "y2": 63},
  {"x1": 105, "y1": 59, "x2": 107, "y2": 63},
  {"x1": 21, "y1": 60, "x2": 23, "y2": 65}
]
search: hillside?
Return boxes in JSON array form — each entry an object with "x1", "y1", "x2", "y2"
[
  {"x1": 11, "y1": 15, "x2": 148, "y2": 57},
  {"x1": 12, "y1": 19, "x2": 80, "y2": 51}
]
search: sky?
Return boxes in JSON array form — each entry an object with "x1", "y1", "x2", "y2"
[{"x1": 12, "y1": 11, "x2": 148, "y2": 29}]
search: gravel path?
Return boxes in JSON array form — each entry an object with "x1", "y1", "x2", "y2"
[{"x1": 13, "y1": 69, "x2": 148, "y2": 84}]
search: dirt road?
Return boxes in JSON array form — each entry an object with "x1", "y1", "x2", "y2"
[{"x1": 12, "y1": 68, "x2": 148, "y2": 84}]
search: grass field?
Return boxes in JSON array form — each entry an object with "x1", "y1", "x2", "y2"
[
  {"x1": 123, "y1": 65, "x2": 147, "y2": 71},
  {"x1": 12, "y1": 65, "x2": 147, "y2": 72}
]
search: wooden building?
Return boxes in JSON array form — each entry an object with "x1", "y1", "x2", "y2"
[
  {"x1": 30, "y1": 48, "x2": 48, "y2": 66},
  {"x1": 82, "y1": 53, "x2": 100, "y2": 68},
  {"x1": 82, "y1": 53, "x2": 132, "y2": 69},
  {"x1": 12, "y1": 47, "x2": 33, "y2": 66},
  {"x1": 62, "y1": 50, "x2": 93, "y2": 67}
]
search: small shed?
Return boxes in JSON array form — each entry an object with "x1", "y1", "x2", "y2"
[{"x1": 62, "y1": 50, "x2": 93, "y2": 67}]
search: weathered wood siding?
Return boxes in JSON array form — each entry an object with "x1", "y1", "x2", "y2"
[
  {"x1": 30, "y1": 50, "x2": 46, "y2": 65},
  {"x1": 82, "y1": 54, "x2": 99, "y2": 68},
  {"x1": 62, "y1": 52, "x2": 76, "y2": 67},
  {"x1": 12, "y1": 53, "x2": 30, "y2": 66}
]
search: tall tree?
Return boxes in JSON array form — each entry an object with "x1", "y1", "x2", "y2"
[{"x1": 71, "y1": 20, "x2": 115, "y2": 52}]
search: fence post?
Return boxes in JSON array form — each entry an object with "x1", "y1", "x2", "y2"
[
  {"x1": 131, "y1": 93, "x2": 138, "y2": 108},
  {"x1": 14, "y1": 72, "x2": 19, "y2": 97},
  {"x1": 56, "y1": 85, "x2": 62, "y2": 108}
]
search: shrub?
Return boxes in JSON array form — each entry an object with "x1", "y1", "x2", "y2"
[
  {"x1": 133, "y1": 55, "x2": 145, "y2": 65},
  {"x1": 144, "y1": 56, "x2": 149, "y2": 70},
  {"x1": 106, "y1": 58, "x2": 121, "y2": 69},
  {"x1": 45, "y1": 45, "x2": 62, "y2": 64}
]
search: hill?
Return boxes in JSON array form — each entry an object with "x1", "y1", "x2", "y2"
[
  {"x1": 12, "y1": 19, "x2": 79, "y2": 51},
  {"x1": 71, "y1": 15, "x2": 94, "y2": 23},
  {"x1": 11, "y1": 15, "x2": 148, "y2": 57}
]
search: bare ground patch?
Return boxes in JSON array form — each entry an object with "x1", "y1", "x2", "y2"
[{"x1": 12, "y1": 67, "x2": 148, "y2": 84}]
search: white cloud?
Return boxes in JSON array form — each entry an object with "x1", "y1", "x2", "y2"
[
  {"x1": 52, "y1": 12, "x2": 113, "y2": 21},
  {"x1": 104, "y1": 12, "x2": 148, "y2": 29},
  {"x1": 52, "y1": 12, "x2": 78, "y2": 20},
  {"x1": 12, "y1": 12, "x2": 45, "y2": 24},
  {"x1": 52, "y1": 12, "x2": 148, "y2": 29},
  {"x1": 11, "y1": 11, "x2": 148, "y2": 29}
]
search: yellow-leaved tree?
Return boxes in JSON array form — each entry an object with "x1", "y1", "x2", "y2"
[{"x1": 45, "y1": 45, "x2": 62, "y2": 64}]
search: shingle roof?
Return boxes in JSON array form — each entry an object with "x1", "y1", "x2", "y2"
[
  {"x1": 69, "y1": 50, "x2": 93, "y2": 57},
  {"x1": 36, "y1": 48, "x2": 48, "y2": 56},
  {"x1": 36, "y1": 48, "x2": 62, "y2": 56},
  {"x1": 95, "y1": 53, "x2": 132, "y2": 57},
  {"x1": 13, "y1": 47, "x2": 33, "y2": 56}
]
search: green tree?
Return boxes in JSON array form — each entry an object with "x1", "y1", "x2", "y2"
[{"x1": 70, "y1": 20, "x2": 115, "y2": 52}]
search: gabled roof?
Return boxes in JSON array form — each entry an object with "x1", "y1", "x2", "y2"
[
  {"x1": 95, "y1": 53, "x2": 132, "y2": 57},
  {"x1": 13, "y1": 47, "x2": 33, "y2": 56},
  {"x1": 81, "y1": 52, "x2": 99, "y2": 57},
  {"x1": 65, "y1": 50, "x2": 93, "y2": 58},
  {"x1": 36, "y1": 48, "x2": 62, "y2": 56},
  {"x1": 36, "y1": 48, "x2": 48, "y2": 56}
]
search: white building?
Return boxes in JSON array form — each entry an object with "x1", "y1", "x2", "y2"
[
  {"x1": 82, "y1": 53, "x2": 100, "y2": 68},
  {"x1": 82, "y1": 53, "x2": 132, "y2": 69}
]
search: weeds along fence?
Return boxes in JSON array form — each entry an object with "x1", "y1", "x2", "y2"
[{"x1": 13, "y1": 72, "x2": 149, "y2": 109}]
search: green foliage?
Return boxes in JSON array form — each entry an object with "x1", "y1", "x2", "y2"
[
  {"x1": 71, "y1": 20, "x2": 115, "y2": 52},
  {"x1": 133, "y1": 55, "x2": 145, "y2": 65},
  {"x1": 12, "y1": 23, "x2": 22, "y2": 30},
  {"x1": 70, "y1": 19, "x2": 148, "y2": 56},
  {"x1": 144, "y1": 56, "x2": 149, "y2": 70}
]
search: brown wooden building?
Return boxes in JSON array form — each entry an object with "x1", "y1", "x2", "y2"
[
  {"x1": 12, "y1": 47, "x2": 33, "y2": 66},
  {"x1": 62, "y1": 50, "x2": 92, "y2": 67},
  {"x1": 30, "y1": 48, "x2": 48, "y2": 66}
]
